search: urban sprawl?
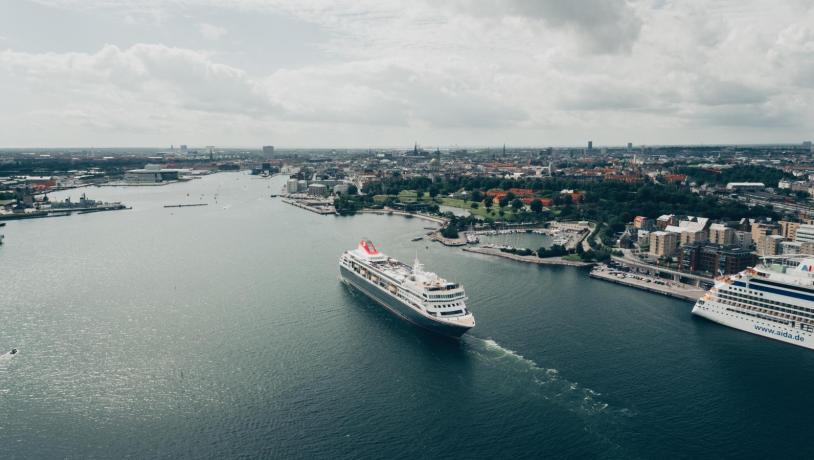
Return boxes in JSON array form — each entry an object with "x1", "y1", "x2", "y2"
[{"x1": 3, "y1": 142, "x2": 814, "y2": 300}]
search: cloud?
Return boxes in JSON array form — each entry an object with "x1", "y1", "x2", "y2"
[
  {"x1": 447, "y1": 0, "x2": 642, "y2": 54},
  {"x1": 693, "y1": 78, "x2": 773, "y2": 106},
  {"x1": 198, "y1": 23, "x2": 227, "y2": 40},
  {"x1": 2, "y1": 0, "x2": 814, "y2": 146},
  {"x1": 1, "y1": 43, "x2": 275, "y2": 115}
]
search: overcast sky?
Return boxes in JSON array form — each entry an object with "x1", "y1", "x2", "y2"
[{"x1": 1, "y1": 0, "x2": 813, "y2": 148}]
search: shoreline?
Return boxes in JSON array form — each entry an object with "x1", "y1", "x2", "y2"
[
  {"x1": 357, "y1": 209, "x2": 447, "y2": 225},
  {"x1": 589, "y1": 266, "x2": 705, "y2": 302},
  {"x1": 462, "y1": 246, "x2": 594, "y2": 267}
]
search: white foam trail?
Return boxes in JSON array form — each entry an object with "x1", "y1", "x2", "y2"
[
  {"x1": 467, "y1": 337, "x2": 621, "y2": 417},
  {"x1": 0, "y1": 350, "x2": 17, "y2": 372}
]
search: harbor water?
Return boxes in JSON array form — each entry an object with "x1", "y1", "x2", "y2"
[{"x1": 1, "y1": 172, "x2": 814, "y2": 458}]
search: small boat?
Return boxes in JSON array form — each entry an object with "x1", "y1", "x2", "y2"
[
  {"x1": 9, "y1": 348, "x2": 17, "y2": 355},
  {"x1": 411, "y1": 236, "x2": 423, "y2": 241}
]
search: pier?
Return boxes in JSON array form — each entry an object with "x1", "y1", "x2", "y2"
[
  {"x1": 589, "y1": 265, "x2": 705, "y2": 302},
  {"x1": 163, "y1": 203, "x2": 209, "y2": 208},
  {"x1": 281, "y1": 198, "x2": 336, "y2": 215}
]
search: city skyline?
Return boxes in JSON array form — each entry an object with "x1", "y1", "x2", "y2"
[{"x1": 1, "y1": 1, "x2": 813, "y2": 147}]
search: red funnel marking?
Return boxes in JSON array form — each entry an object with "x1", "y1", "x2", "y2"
[{"x1": 360, "y1": 240, "x2": 379, "y2": 255}]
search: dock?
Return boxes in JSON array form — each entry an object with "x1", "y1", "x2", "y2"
[
  {"x1": 0, "y1": 205, "x2": 128, "y2": 220},
  {"x1": 281, "y1": 198, "x2": 336, "y2": 215},
  {"x1": 589, "y1": 266, "x2": 705, "y2": 302},
  {"x1": 163, "y1": 203, "x2": 209, "y2": 208}
]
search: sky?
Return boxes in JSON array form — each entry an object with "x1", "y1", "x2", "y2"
[{"x1": 0, "y1": 0, "x2": 813, "y2": 148}]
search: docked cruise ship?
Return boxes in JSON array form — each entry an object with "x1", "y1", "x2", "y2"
[
  {"x1": 339, "y1": 240, "x2": 475, "y2": 337},
  {"x1": 692, "y1": 256, "x2": 814, "y2": 349}
]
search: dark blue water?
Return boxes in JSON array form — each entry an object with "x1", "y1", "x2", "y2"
[{"x1": 2, "y1": 172, "x2": 814, "y2": 458}]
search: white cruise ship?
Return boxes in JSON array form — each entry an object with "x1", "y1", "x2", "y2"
[
  {"x1": 692, "y1": 256, "x2": 814, "y2": 349},
  {"x1": 339, "y1": 240, "x2": 475, "y2": 337}
]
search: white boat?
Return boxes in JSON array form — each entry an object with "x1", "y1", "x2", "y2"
[
  {"x1": 339, "y1": 240, "x2": 475, "y2": 337},
  {"x1": 693, "y1": 256, "x2": 814, "y2": 349}
]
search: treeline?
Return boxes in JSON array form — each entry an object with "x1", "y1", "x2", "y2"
[
  {"x1": 676, "y1": 165, "x2": 793, "y2": 186},
  {"x1": 358, "y1": 174, "x2": 781, "y2": 230}
]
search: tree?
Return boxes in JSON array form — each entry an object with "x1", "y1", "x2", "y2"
[
  {"x1": 429, "y1": 186, "x2": 439, "y2": 198},
  {"x1": 530, "y1": 199, "x2": 543, "y2": 214},
  {"x1": 511, "y1": 198, "x2": 523, "y2": 211},
  {"x1": 506, "y1": 191, "x2": 516, "y2": 201},
  {"x1": 483, "y1": 198, "x2": 493, "y2": 209},
  {"x1": 470, "y1": 202, "x2": 479, "y2": 209},
  {"x1": 470, "y1": 190, "x2": 483, "y2": 203},
  {"x1": 499, "y1": 196, "x2": 510, "y2": 208},
  {"x1": 441, "y1": 225, "x2": 459, "y2": 239}
]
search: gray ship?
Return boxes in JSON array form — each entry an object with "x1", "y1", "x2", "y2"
[{"x1": 340, "y1": 240, "x2": 475, "y2": 338}]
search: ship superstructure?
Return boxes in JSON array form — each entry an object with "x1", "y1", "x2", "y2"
[
  {"x1": 692, "y1": 256, "x2": 814, "y2": 349},
  {"x1": 339, "y1": 240, "x2": 475, "y2": 337}
]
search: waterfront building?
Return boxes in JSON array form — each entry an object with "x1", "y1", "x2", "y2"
[
  {"x1": 781, "y1": 241, "x2": 802, "y2": 255},
  {"x1": 650, "y1": 231, "x2": 678, "y2": 258},
  {"x1": 286, "y1": 179, "x2": 299, "y2": 194},
  {"x1": 307, "y1": 183, "x2": 328, "y2": 197},
  {"x1": 678, "y1": 243, "x2": 756, "y2": 275},
  {"x1": 780, "y1": 221, "x2": 801, "y2": 240},
  {"x1": 752, "y1": 222, "x2": 779, "y2": 254},
  {"x1": 734, "y1": 230, "x2": 753, "y2": 250},
  {"x1": 709, "y1": 223, "x2": 735, "y2": 246},
  {"x1": 794, "y1": 224, "x2": 814, "y2": 244},
  {"x1": 263, "y1": 145, "x2": 275, "y2": 158},
  {"x1": 763, "y1": 234, "x2": 785, "y2": 256},
  {"x1": 679, "y1": 229, "x2": 707, "y2": 245},
  {"x1": 123, "y1": 165, "x2": 183, "y2": 183}
]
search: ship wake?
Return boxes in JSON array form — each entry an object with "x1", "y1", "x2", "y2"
[{"x1": 465, "y1": 337, "x2": 632, "y2": 419}]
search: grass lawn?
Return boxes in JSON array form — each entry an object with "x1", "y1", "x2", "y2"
[
  {"x1": 562, "y1": 254, "x2": 583, "y2": 261},
  {"x1": 438, "y1": 197, "x2": 515, "y2": 220}
]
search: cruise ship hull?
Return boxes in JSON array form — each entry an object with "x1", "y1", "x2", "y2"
[
  {"x1": 692, "y1": 303, "x2": 814, "y2": 350},
  {"x1": 340, "y1": 265, "x2": 471, "y2": 338}
]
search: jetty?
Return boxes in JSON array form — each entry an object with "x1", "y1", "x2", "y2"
[
  {"x1": 281, "y1": 198, "x2": 336, "y2": 215},
  {"x1": 163, "y1": 203, "x2": 209, "y2": 208},
  {"x1": 589, "y1": 265, "x2": 705, "y2": 302}
]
